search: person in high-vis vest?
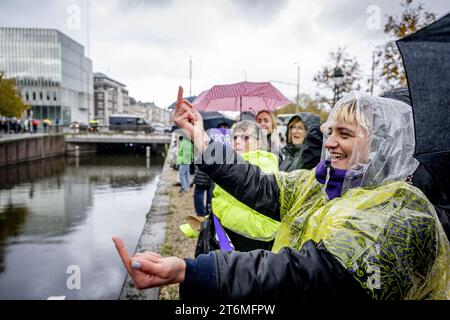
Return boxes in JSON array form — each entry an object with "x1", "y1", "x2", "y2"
[
  {"x1": 212, "y1": 120, "x2": 279, "y2": 251},
  {"x1": 114, "y1": 89, "x2": 449, "y2": 301}
]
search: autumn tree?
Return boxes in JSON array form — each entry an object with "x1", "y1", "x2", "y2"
[
  {"x1": 375, "y1": 0, "x2": 436, "y2": 89},
  {"x1": 0, "y1": 72, "x2": 28, "y2": 117},
  {"x1": 313, "y1": 47, "x2": 361, "y2": 108},
  {"x1": 275, "y1": 93, "x2": 329, "y2": 122}
]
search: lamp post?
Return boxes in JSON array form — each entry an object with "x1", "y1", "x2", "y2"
[{"x1": 332, "y1": 66, "x2": 344, "y2": 106}]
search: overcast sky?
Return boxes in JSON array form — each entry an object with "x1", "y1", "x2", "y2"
[{"x1": 0, "y1": 0, "x2": 448, "y2": 108}]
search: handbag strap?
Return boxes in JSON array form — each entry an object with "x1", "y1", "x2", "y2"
[{"x1": 212, "y1": 214, "x2": 234, "y2": 251}]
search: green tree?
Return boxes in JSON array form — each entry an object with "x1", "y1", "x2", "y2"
[
  {"x1": 313, "y1": 47, "x2": 361, "y2": 108},
  {"x1": 0, "y1": 72, "x2": 28, "y2": 117},
  {"x1": 375, "y1": 0, "x2": 436, "y2": 89}
]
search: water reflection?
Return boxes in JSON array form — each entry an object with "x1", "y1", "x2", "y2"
[
  {"x1": 0, "y1": 155, "x2": 164, "y2": 299},
  {"x1": 0, "y1": 206, "x2": 29, "y2": 273}
]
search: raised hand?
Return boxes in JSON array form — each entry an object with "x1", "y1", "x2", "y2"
[
  {"x1": 173, "y1": 86, "x2": 208, "y2": 151},
  {"x1": 112, "y1": 236, "x2": 186, "y2": 289}
]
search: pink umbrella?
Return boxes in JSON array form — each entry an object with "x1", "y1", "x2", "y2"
[{"x1": 192, "y1": 81, "x2": 291, "y2": 114}]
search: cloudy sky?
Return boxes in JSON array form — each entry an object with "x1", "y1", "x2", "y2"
[{"x1": 1, "y1": 0, "x2": 448, "y2": 108}]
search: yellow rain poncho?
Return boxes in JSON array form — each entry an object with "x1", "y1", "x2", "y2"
[
  {"x1": 272, "y1": 92, "x2": 449, "y2": 300},
  {"x1": 213, "y1": 150, "x2": 280, "y2": 242}
]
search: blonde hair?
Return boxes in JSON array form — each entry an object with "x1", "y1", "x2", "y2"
[
  {"x1": 331, "y1": 99, "x2": 370, "y2": 134},
  {"x1": 332, "y1": 100, "x2": 358, "y2": 124},
  {"x1": 255, "y1": 110, "x2": 277, "y2": 131}
]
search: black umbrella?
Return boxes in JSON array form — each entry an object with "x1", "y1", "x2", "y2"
[
  {"x1": 397, "y1": 12, "x2": 450, "y2": 199},
  {"x1": 171, "y1": 111, "x2": 236, "y2": 132},
  {"x1": 200, "y1": 111, "x2": 236, "y2": 130}
]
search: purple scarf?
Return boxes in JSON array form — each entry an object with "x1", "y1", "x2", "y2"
[{"x1": 315, "y1": 160, "x2": 347, "y2": 200}]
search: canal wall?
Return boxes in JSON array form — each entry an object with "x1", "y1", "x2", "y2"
[
  {"x1": 119, "y1": 145, "x2": 173, "y2": 300},
  {"x1": 0, "y1": 134, "x2": 170, "y2": 167},
  {"x1": 65, "y1": 142, "x2": 97, "y2": 157},
  {"x1": 0, "y1": 134, "x2": 66, "y2": 167}
]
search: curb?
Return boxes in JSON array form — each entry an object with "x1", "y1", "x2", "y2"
[{"x1": 118, "y1": 141, "x2": 173, "y2": 300}]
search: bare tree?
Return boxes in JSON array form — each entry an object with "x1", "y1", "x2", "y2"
[
  {"x1": 313, "y1": 47, "x2": 361, "y2": 108},
  {"x1": 274, "y1": 93, "x2": 329, "y2": 121},
  {"x1": 375, "y1": 0, "x2": 436, "y2": 90}
]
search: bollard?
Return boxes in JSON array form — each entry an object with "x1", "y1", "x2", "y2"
[
  {"x1": 146, "y1": 146, "x2": 151, "y2": 158},
  {"x1": 75, "y1": 145, "x2": 79, "y2": 157}
]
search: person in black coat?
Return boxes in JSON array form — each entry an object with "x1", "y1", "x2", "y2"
[
  {"x1": 279, "y1": 112, "x2": 323, "y2": 172},
  {"x1": 193, "y1": 167, "x2": 213, "y2": 217}
]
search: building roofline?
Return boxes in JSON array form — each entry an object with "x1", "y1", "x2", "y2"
[
  {"x1": 93, "y1": 72, "x2": 127, "y2": 88},
  {"x1": 0, "y1": 26, "x2": 59, "y2": 33},
  {"x1": 0, "y1": 27, "x2": 86, "y2": 52}
]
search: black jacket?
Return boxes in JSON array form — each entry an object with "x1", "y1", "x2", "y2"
[
  {"x1": 182, "y1": 141, "x2": 370, "y2": 301},
  {"x1": 180, "y1": 240, "x2": 368, "y2": 302},
  {"x1": 193, "y1": 167, "x2": 213, "y2": 187},
  {"x1": 222, "y1": 227, "x2": 274, "y2": 252}
]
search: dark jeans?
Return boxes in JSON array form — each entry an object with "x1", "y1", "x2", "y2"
[{"x1": 194, "y1": 185, "x2": 213, "y2": 216}]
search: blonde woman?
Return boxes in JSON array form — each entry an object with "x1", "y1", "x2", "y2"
[{"x1": 255, "y1": 110, "x2": 280, "y2": 157}]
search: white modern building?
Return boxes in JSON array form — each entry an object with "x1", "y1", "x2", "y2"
[
  {"x1": 93, "y1": 72, "x2": 130, "y2": 125},
  {"x1": 128, "y1": 99, "x2": 171, "y2": 125},
  {"x1": 0, "y1": 27, "x2": 93, "y2": 125}
]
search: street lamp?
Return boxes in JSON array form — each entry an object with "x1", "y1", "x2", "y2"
[{"x1": 332, "y1": 67, "x2": 344, "y2": 106}]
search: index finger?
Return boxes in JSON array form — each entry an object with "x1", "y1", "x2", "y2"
[
  {"x1": 112, "y1": 236, "x2": 133, "y2": 274},
  {"x1": 175, "y1": 86, "x2": 183, "y2": 114}
]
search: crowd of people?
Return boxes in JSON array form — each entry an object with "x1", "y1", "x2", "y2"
[
  {"x1": 0, "y1": 116, "x2": 58, "y2": 135},
  {"x1": 113, "y1": 86, "x2": 450, "y2": 301},
  {"x1": 174, "y1": 105, "x2": 326, "y2": 248}
]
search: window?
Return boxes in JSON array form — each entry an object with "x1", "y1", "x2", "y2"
[
  {"x1": 46, "y1": 92, "x2": 50, "y2": 100},
  {"x1": 39, "y1": 92, "x2": 43, "y2": 100},
  {"x1": 33, "y1": 92, "x2": 36, "y2": 100},
  {"x1": 26, "y1": 92, "x2": 29, "y2": 100},
  {"x1": 53, "y1": 92, "x2": 57, "y2": 101}
]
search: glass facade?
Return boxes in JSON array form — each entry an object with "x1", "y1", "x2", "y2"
[
  {"x1": 0, "y1": 27, "x2": 93, "y2": 125},
  {"x1": 0, "y1": 28, "x2": 61, "y2": 86}
]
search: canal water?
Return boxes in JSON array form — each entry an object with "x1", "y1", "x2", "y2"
[{"x1": 0, "y1": 154, "x2": 164, "y2": 299}]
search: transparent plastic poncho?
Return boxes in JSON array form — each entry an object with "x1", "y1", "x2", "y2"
[
  {"x1": 272, "y1": 92, "x2": 450, "y2": 299},
  {"x1": 320, "y1": 91, "x2": 419, "y2": 195}
]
